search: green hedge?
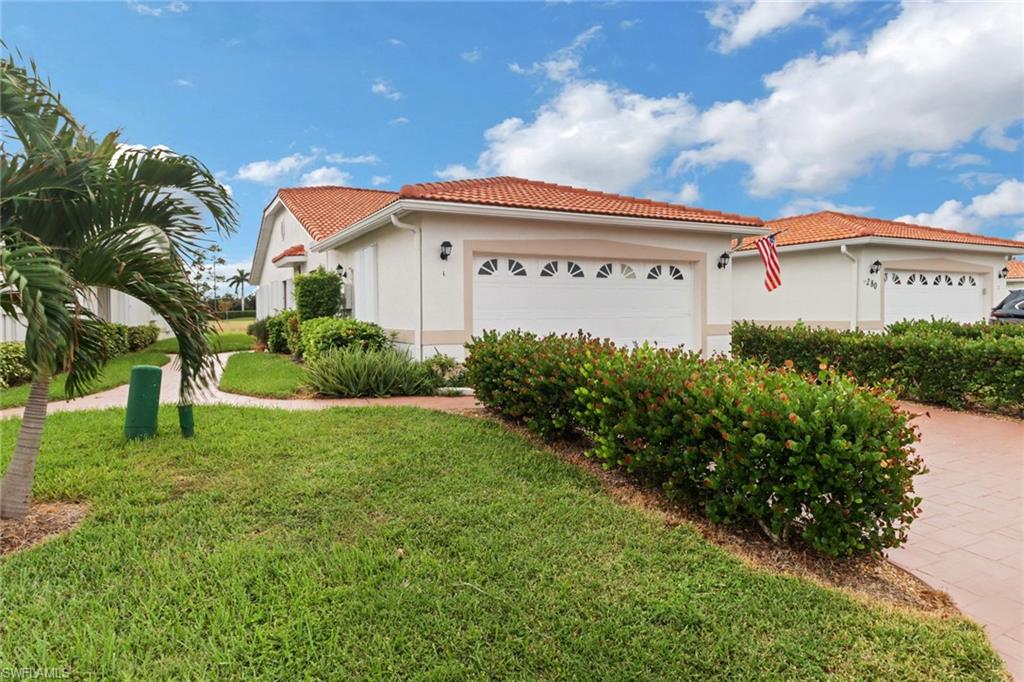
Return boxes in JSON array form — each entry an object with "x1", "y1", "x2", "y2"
[
  {"x1": 0, "y1": 342, "x2": 31, "y2": 389},
  {"x1": 731, "y1": 322, "x2": 1024, "y2": 415},
  {"x1": 465, "y1": 331, "x2": 924, "y2": 557},
  {"x1": 299, "y1": 317, "x2": 392, "y2": 361},
  {"x1": 886, "y1": 318, "x2": 1024, "y2": 339},
  {"x1": 294, "y1": 267, "x2": 342, "y2": 321},
  {"x1": 266, "y1": 310, "x2": 297, "y2": 354}
]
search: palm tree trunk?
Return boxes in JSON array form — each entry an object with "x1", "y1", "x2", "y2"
[{"x1": 0, "y1": 375, "x2": 51, "y2": 520}]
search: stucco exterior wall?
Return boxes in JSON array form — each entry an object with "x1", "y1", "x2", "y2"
[
  {"x1": 336, "y1": 211, "x2": 740, "y2": 360},
  {"x1": 733, "y1": 247, "x2": 855, "y2": 329},
  {"x1": 734, "y1": 242, "x2": 1014, "y2": 329},
  {"x1": 254, "y1": 205, "x2": 329, "y2": 318}
]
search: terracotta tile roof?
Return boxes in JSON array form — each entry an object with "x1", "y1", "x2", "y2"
[
  {"x1": 271, "y1": 244, "x2": 307, "y2": 263},
  {"x1": 737, "y1": 211, "x2": 1024, "y2": 251},
  {"x1": 399, "y1": 176, "x2": 763, "y2": 227},
  {"x1": 1007, "y1": 259, "x2": 1024, "y2": 280},
  {"x1": 277, "y1": 186, "x2": 399, "y2": 242}
]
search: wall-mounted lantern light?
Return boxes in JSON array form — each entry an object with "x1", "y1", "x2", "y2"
[
  {"x1": 440, "y1": 241, "x2": 453, "y2": 261},
  {"x1": 717, "y1": 252, "x2": 731, "y2": 270},
  {"x1": 869, "y1": 260, "x2": 882, "y2": 275},
  {"x1": 999, "y1": 266, "x2": 1009, "y2": 279},
  {"x1": 335, "y1": 264, "x2": 348, "y2": 279}
]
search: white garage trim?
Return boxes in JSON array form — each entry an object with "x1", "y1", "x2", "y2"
[{"x1": 460, "y1": 239, "x2": 712, "y2": 352}]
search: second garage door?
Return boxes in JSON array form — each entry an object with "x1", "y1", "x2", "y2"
[
  {"x1": 884, "y1": 270, "x2": 985, "y2": 325},
  {"x1": 473, "y1": 256, "x2": 697, "y2": 349}
]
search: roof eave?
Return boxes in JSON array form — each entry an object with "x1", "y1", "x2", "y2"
[{"x1": 733, "y1": 236, "x2": 1024, "y2": 257}]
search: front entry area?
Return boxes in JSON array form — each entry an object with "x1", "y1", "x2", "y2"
[
  {"x1": 472, "y1": 255, "x2": 697, "y2": 349},
  {"x1": 883, "y1": 270, "x2": 986, "y2": 325}
]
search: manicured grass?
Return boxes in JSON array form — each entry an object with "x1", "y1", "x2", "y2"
[
  {"x1": 150, "y1": 332, "x2": 253, "y2": 354},
  {"x1": 219, "y1": 352, "x2": 305, "y2": 398},
  {"x1": 0, "y1": 407, "x2": 1004, "y2": 679},
  {"x1": 0, "y1": 351, "x2": 170, "y2": 409},
  {"x1": 216, "y1": 317, "x2": 256, "y2": 333}
]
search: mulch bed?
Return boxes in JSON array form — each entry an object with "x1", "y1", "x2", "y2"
[
  {"x1": 0, "y1": 501, "x2": 89, "y2": 556},
  {"x1": 474, "y1": 411, "x2": 959, "y2": 618}
]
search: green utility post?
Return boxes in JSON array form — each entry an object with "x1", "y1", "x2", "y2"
[
  {"x1": 124, "y1": 365, "x2": 162, "y2": 440},
  {"x1": 178, "y1": 404, "x2": 195, "y2": 438}
]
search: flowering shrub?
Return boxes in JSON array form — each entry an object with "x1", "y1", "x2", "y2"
[
  {"x1": 299, "y1": 317, "x2": 392, "y2": 360},
  {"x1": 464, "y1": 331, "x2": 616, "y2": 439},
  {"x1": 466, "y1": 330, "x2": 925, "y2": 557},
  {"x1": 732, "y1": 322, "x2": 1024, "y2": 415}
]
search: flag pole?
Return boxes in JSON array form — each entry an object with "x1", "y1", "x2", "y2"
[{"x1": 730, "y1": 228, "x2": 788, "y2": 254}]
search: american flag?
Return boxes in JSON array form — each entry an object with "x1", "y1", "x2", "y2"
[{"x1": 755, "y1": 234, "x2": 781, "y2": 291}]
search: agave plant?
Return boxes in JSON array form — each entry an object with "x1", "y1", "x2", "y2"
[{"x1": 0, "y1": 52, "x2": 237, "y2": 519}]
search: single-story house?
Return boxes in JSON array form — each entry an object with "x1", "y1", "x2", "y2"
[
  {"x1": 250, "y1": 176, "x2": 768, "y2": 360},
  {"x1": 733, "y1": 211, "x2": 1024, "y2": 330},
  {"x1": 0, "y1": 288, "x2": 170, "y2": 343},
  {"x1": 1006, "y1": 259, "x2": 1024, "y2": 291}
]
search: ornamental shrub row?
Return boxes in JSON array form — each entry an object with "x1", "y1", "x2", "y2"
[
  {"x1": 731, "y1": 322, "x2": 1024, "y2": 415},
  {"x1": 464, "y1": 330, "x2": 924, "y2": 557},
  {"x1": 305, "y1": 347, "x2": 440, "y2": 397},
  {"x1": 265, "y1": 310, "x2": 297, "y2": 354},
  {"x1": 886, "y1": 318, "x2": 1024, "y2": 339},
  {"x1": 299, "y1": 317, "x2": 392, "y2": 360}
]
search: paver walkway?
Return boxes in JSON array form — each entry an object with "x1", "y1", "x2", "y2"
[
  {"x1": 887, "y1": 402, "x2": 1023, "y2": 679},
  {"x1": 2, "y1": 358, "x2": 1021, "y2": 675}
]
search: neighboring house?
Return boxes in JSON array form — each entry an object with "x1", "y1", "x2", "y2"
[
  {"x1": 0, "y1": 288, "x2": 170, "y2": 343},
  {"x1": 1006, "y1": 259, "x2": 1024, "y2": 291},
  {"x1": 733, "y1": 211, "x2": 1024, "y2": 330},
  {"x1": 250, "y1": 176, "x2": 767, "y2": 359}
]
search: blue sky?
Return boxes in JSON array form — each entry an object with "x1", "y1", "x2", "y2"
[{"x1": 5, "y1": 1, "x2": 1023, "y2": 270}]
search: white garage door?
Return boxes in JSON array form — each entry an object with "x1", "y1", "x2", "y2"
[
  {"x1": 884, "y1": 270, "x2": 985, "y2": 325},
  {"x1": 473, "y1": 256, "x2": 697, "y2": 349}
]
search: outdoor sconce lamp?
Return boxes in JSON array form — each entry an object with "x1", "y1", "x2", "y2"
[
  {"x1": 335, "y1": 264, "x2": 348, "y2": 279},
  {"x1": 440, "y1": 241, "x2": 453, "y2": 261},
  {"x1": 869, "y1": 260, "x2": 882, "y2": 275},
  {"x1": 999, "y1": 266, "x2": 1009, "y2": 279},
  {"x1": 717, "y1": 252, "x2": 731, "y2": 269}
]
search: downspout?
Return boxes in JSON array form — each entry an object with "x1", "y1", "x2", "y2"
[
  {"x1": 390, "y1": 213, "x2": 423, "y2": 360},
  {"x1": 840, "y1": 245, "x2": 858, "y2": 331}
]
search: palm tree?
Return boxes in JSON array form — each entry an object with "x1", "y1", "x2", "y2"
[
  {"x1": 0, "y1": 53, "x2": 237, "y2": 519},
  {"x1": 228, "y1": 268, "x2": 250, "y2": 311}
]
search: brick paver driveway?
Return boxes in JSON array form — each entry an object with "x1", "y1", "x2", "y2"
[{"x1": 887, "y1": 403, "x2": 1023, "y2": 678}]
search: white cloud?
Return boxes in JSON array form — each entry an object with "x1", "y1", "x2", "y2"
[
  {"x1": 324, "y1": 153, "x2": 379, "y2": 164},
  {"x1": 461, "y1": 48, "x2": 482, "y2": 63},
  {"x1": 388, "y1": 117, "x2": 409, "y2": 125},
  {"x1": 679, "y1": 2, "x2": 1024, "y2": 196},
  {"x1": 676, "y1": 182, "x2": 700, "y2": 204},
  {"x1": 235, "y1": 153, "x2": 314, "y2": 184},
  {"x1": 907, "y1": 152, "x2": 936, "y2": 168},
  {"x1": 1014, "y1": 230, "x2": 1024, "y2": 242},
  {"x1": 777, "y1": 197, "x2": 873, "y2": 217},
  {"x1": 980, "y1": 124, "x2": 1020, "y2": 151},
  {"x1": 387, "y1": 38, "x2": 404, "y2": 46},
  {"x1": 300, "y1": 167, "x2": 352, "y2": 187},
  {"x1": 957, "y1": 171, "x2": 1005, "y2": 189},
  {"x1": 128, "y1": 0, "x2": 188, "y2": 16},
  {"x1": 706, "y1": 1, "x2": 820, "y2": 53},
  {"x1": 895, "y1": 179, "x2": 1024, "y2": 231},
  {"x1": 173, "y1": 78, "x2": 193, "y2": 87},
  {"x1": 947, "y1": 153, "x2": 987, "y2": 168},
  {"x1": 371, "y1": 175, "x2": 391, "y2": 186},
  {"x1": 509, "y1": 25, "x2": 602, "y2": 82},
  {"x1": 371, "y1": 80, "x2": 402, "y2": 101},
  {"x1": 441, "y1": 81, "x2": 698, "y2": 193},
  {"x1": 824, "y1": 28, "x2": 852, "y2": 51},
  {"x1": 620, "y1": 19, "x2": 641, "y2": 29},
  {"x1": 908, "y1": 151, "x2": 987, "y2": 169},
  {"x1": 435, "y1": 164, "x2": 476, "y2": 181}
]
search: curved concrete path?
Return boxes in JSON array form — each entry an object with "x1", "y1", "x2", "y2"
[
  {"x1": 887, "y1": 403, "x2": 1023, "y2": 679},
  {"x1": 2, "y1": 359, "x2": 1020, "y2": 675},
  {"x1": 0, "y1": 353, "x2": 480, "y2": 420}
]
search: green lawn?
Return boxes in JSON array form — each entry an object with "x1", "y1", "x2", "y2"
[
  {"x1": 219, "y1": 352, "x2": 305, "y2": 398},
  {"x1": 0, "y1": 407, "x2": 1003, "y2": 679},
  {"x1": 150, "y1": 332, "x2": 253, "y2": 354},
  {"x1": 0, "y1": 351, "x2": 170, "y2": 409}
]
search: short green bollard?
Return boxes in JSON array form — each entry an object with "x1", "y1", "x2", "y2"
[
  {"x1": 124, "y1": 365, "x2": 162, "y2": 440},
  {"x1": 178, "y1": 404, "x2": 195, "y2": 438}
]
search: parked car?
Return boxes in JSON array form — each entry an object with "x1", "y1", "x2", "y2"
[{"x1": 991, "y1": 290, "x2": 1024, "y2": 323}]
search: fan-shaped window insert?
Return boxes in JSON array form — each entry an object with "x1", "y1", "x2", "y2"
[
  {"x1": 477, "y1": 258, "x2": 498, "y2": 276},
  {"x1": 886, "y1": 272, "x2": 902, "y2": 285},
  {"x1": 540, "y1": 261, "x2": 559, "y2": 277},
  {"x1": 566, "y1": 261, "x2": 584, "y2": 278},
  {"x1": 907, "y1": 274, "x2": 918, "y2": 285},
  {"x1": 508, "y1": 259, "x2": 527, "y2": 277},
  {"x1": 957, "y1": 275, "x2": 966, "y2": 286},
  {"x1": 620, "y1": 264, "x2": 636, "y2": 279},
  {"x1": 596, "y1": 263, "x2": 614, "y2": 279},
  {"x1": 668, "y1": 265, "x2": 685, "y2": 281},
  {"x1": 920, "y1": 273, "x2": 929, "y2": 285},
  {"x1": 939, "y1": 275, "x2": 953, "y2": 286},
  {"x1": 968, "y1": 275, "x2": 977, "y2": 286},
  {"x1": 647, "y1": 265, "x2": 663, "y2": 280}
]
